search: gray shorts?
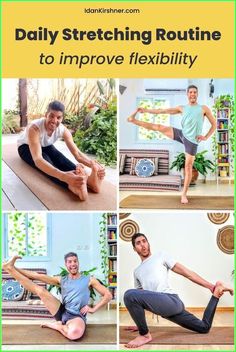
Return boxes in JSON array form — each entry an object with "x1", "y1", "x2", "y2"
[
  {"x1": 54, "y1": 304, "x2": 86, "y2": 325},
  {"x1": 173, "y1": 128, "x2": 198, "y2": 156}
]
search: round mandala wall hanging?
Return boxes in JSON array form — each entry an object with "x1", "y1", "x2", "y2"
[{"x1": 119, "y1": 220, "x2": 140, "y2": 241}]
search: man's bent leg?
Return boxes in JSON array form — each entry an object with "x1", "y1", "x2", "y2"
[
  {"x1": 124, "y1": 289, "x2": 149, "y2": 336},
  {"x1": 167, "y1": 296, "x2": 219, "y2": 333},
  {"x1": 3, "y1": 258, "x2": 60, "y2": 316},
  {"x1": 18, "y1": 144, "x2": 68, "y2": 188},
  {"x1": 42, "y1": 318, "x2": 85, "y2": 341},
  {"x1": 66, "y1": 317, "x2": 86, "y2": 340},
  {"x1": 182, "y1": 153, "x2": 195, "y2": 204},
  {"x1": 123, "y1": 289, "x2": 183, "y2": 348},
  {"x1": 42, "y1": 145, "x2": 76, "y2": 172}
]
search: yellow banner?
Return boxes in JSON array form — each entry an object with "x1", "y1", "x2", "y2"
[{"x1": 2, "y1": 1, "x2": 234, "y2": 78}]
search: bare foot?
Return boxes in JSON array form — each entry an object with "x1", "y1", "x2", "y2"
[
  {"x1": 69, "y1": 166, "x2": 88, "y2": 201},
  {"x1": 41, "y1": 321, "x2": 62, "y2": 329},
  {"x1": 125, "y1": 332, "x2": 152, "y2": 348},
  {"x1": 124, "y1": 326, "x2": 139, "y2": 332},
  {"x1": 87, "y1": 160, "x2": 104, "y2": 193},
  {"x1": 75, "y1": 165, "x2": 88, "y2": 200},
  {"x1": 213, "y1": 281, "x2": 234, "y2": 298},
  {"x1": 181, "y1": 195, "x2": 188, "y2": 204},
  {"x1": 2, "y1": 255, "x2": 22, "y2": 271}
]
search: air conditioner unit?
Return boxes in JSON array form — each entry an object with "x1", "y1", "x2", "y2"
[{"x1": 145, "y1": 89, "x2": 186, "y2": 95}]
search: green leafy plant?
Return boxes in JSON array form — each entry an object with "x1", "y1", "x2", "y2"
[
  {"x1": 98, "y1": 213, "x2": 109, "y2": 286},
  {"x1": 97, "y1": 79, "x2": 116, "y2": 98},
  {"x1": 170, "y1": 150, "x2": 215, "y2": 176},
  {"x1": 73, "y1": 100, "x2": 117, "y2": 166},
  {"x1": 2, "y1": 109, "x2": 20, "y2": 134},
  {"x1": 63, "y1": 111, "x2": 83, "y2": 133},
  {"x1": 7, "y1": 212, "x2": 47, "y2": 257}
]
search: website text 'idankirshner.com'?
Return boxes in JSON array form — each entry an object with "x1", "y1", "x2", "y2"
[{"x1": 84, "y1": 7, "x2": 141, "y2": 14}]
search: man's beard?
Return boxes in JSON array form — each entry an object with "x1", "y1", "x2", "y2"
[{"x1": 138, "y1": 244, "x2": 151, "y2": 258}]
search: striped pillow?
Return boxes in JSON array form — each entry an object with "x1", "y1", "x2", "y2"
[
  {"x1": 130, "y1": 157, "x2": 158, "y2": 176},
  {"x1": 119, "y1": 153, "x2": 126, "y2": 174}
]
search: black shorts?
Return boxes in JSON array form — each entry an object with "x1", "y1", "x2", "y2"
[
  {"x1": 54, "y1": 304, "x2": 86, "y2": 325},
  {"x1": 173, "y1": 128, "x2": 198, "y2": 156}
]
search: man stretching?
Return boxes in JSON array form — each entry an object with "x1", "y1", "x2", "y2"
[
  {"x1": 3, "y1": 253, "x2": 112, "y2": 340},
  {"x1": 123, "y1": 233, "x2": 233, "y2": 348},
  {"x1": 127, "y1": 85, "x2": 216, "y2": 204},
  {"x1": 17, "y1": 100, "x2": 105, "y2": 201}
]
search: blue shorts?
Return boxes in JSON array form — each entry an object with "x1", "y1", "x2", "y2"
[
  {"x1": 54, "y1": 304, "x2": 86, "y2": 325},
  {"x1": 173, "y1": 128, "x2": 198, "y2": 156}
]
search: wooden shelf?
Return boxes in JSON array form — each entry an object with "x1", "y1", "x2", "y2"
[
  {"x1": 107, "y1": 213, "x2": 117, "y2": 302},
  {"x1": 216, "y1": 108, "x2": 232, "y2": 184}
]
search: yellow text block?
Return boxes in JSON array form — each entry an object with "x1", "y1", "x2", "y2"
[{"x1": 2, "y1": 1, "x2": 234, "y2": 77}]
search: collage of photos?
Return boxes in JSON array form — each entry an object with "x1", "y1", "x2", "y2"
[{"x1": 1, "y1": 78, "x2": 234, "y2": 351}]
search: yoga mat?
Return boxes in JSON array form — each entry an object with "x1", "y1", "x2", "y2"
[
  {"x1": 3, "y1": 324, "x2": 116, "y2": 345},
  {"x1": 2, "y1": 144, "x2": 116, "y2": 210},
  {"x1": 120, "y1": 326, "x2": 234, "y2": 345},
  {"x1": 120, "y1": 195, "x2": 234, "y2": 210}
]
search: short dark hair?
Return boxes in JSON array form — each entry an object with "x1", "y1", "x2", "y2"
[
  {"x1": 47, "y1": 100, "x2": 65, "y2": 114},
  {"x1": 64, "y1": 252, "x2": 78, "y2": 261},
  {"x1": 187, "y1": 85, "x2": 198, "y2": 92},
  {"x1": 131, "y1": 233, "x2": 148, "y2": 247}
]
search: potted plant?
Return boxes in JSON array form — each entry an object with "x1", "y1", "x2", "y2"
[{"x1": 170, "y1": 150, "x2": 215, "y2": 185}]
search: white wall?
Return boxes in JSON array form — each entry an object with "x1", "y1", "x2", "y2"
[
  {"x1": 119, "y1": 212, "x2": 234, "y2": 307},
  {"x1": 119, "y1": 78, "x2": 234, "y2": 180}
]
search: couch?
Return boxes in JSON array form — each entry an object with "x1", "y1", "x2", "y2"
[
  {"x1": 2, "y1": 268, "x2": 52, "y2": 320},
  {"x1": 119, "y1": 149, "x2": 181, "y2": 192}
]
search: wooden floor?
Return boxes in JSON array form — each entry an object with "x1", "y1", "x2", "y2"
[
  {"x1": 2, "y1": 161, "x2": 47, "y2": 210},
  {"x1": 2, "y1": 136, "x2": 117, "y2": 211},
  {"x1": 119, "y1": 310, "x2": 234, "y2": 350},
  {"x1": 2, "y1": 309, "x2": 117, "y2": 351}
]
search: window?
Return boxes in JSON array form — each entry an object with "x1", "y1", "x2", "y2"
[
  {"x1": 136, "y1": 97, "x2": 170, "y2": 141},
  {"x1": 4, "y1": 212, "x2": 51, "y2": 261}
]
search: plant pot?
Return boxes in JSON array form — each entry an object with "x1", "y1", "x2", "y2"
[
  {"x1": 220, "y1": 170, "x2": 227, "y2": 177},
  {"x1": 191, "y1": 169, "x2": 199, "y2": 185},
  {"x1": 184, "y1": 168, "x2": 199, "y2": 185}
]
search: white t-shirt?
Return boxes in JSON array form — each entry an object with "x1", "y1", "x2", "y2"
[
  {"x1": 134, "y1": 252, "x2": 177, "y2": 294},
  {"x1": 17, "y1": 117, "x2": 65, "y2": 147}
]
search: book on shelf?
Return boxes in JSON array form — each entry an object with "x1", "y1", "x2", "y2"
[
  {"x1": 108, "y1": 259, "x2": 117, "y2": 272},
  {"x1": 218, "y1": 144, "x2": 229, "y2": 154},
  {"x1": 217, "y1": 121, "x2": 229, "y2": 129},
  {"x1": 108, "y1": 273, "x2": 117, "y2": 285},
  {"x1": 108, "y1": 229, "x2": 117, "y2": 240},
  {"x1": 217, "y1": 109, "x2": 230, "y2": 119},
  {"x1": 109, "y1": 244, "x2": 117, "y2": 256},
  {"x1": 217, "y1": 131, "x2": 228, "y2": 142},
  {"x1": 107, "y1": 214, "x2": 117, "y2": 225}
]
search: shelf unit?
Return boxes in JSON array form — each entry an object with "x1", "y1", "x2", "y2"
[
  {"x1": 107, "y1": 213, "x2": 117, "y2": 307},
  {"x1": 216, "y1": 108, "x2": 232, "y2": 184}
]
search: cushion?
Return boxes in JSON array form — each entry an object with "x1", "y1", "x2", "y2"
[
  {"x1": 2, "y1": 280, "x2": 25, "y2": 301},
  {"x1": 130, "y1": 156, "x2": 158, "y2": 176},
  {"x1": 135, "y1": 158, "x2": 155, "y2": 177},
  {"x1": 119, "y1": 153, "x2": 126, "y2": 174}
]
